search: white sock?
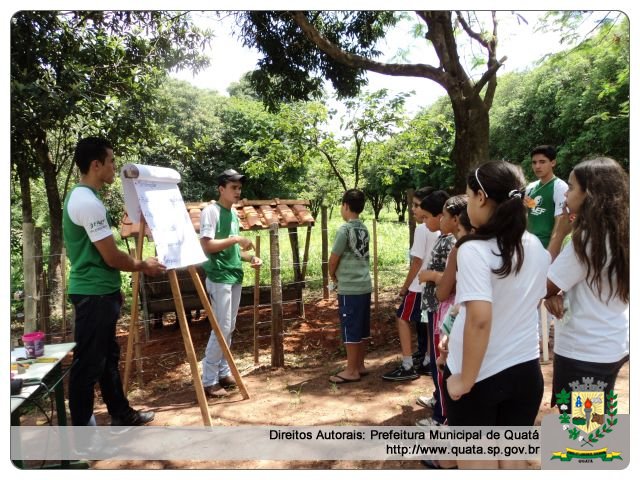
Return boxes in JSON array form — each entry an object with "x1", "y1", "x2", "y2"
[
  {"x1": 86, "y1": 414, "x2": 97, "y2": 426},
  {"x1": 402, "y1": 357, "x2": 413, "y2": 370}
]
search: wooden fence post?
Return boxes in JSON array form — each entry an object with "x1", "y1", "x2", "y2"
[
  {"x1": 372, "y1": 218, "x2": 379, "y2": 334},
  {"x1": 321, "y1": 206, "x2": 329, "y2": 300},
  {"x1": 61, "y1": 247, "x2": 67, "y2": 341},
  {"x1": 288, "y1": 227, "x2": 304, "y2": 317},
  {"x1": 34, "y1": 226, "x2": 47, "y2": 333},
  {"x1": 22, "y1": 222, "x2": 37, "y2": 333},
  {"x1": 269, "y1": 223, "x2": 284, "y2": 367}
]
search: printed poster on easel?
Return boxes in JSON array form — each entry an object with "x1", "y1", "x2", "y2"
[{"x1": 120, "y1": 163, "x2": 206, "y2": 269}]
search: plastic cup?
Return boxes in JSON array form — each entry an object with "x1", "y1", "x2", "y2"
[{"x1": 22, "y1": 331, "x2": 45, "y2": 358}]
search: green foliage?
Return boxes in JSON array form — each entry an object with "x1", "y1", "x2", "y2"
[
  {"x1": 490, "y1": 17, "x2": 629, "y2": 179},
  {"x1": 10, "y1": 11, "x2": 214, "y2": 310},
  {"x1": 236, "y1": 11, "x2": 400, "y2": 110},
  {"x1": 390, "y1": 98, "x2": 456, "y2": 193}
]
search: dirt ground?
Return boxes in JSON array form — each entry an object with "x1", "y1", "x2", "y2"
[{"x1": 30, "y1": 292, "x2": 630, "y2": 470}]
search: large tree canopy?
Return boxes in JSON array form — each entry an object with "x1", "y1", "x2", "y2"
[
  {"x1": 236, "y1": 10, "x2": 506, "y2": 191},
  {"x1": 11, "y1": 10, "x2": 211, "y2": 315}
]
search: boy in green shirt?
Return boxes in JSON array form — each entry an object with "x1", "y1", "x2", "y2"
[
  {"x1": 328, "y1": 189, "x2": 372, "y2": 384},
  {"x1": 200, "y1": 169, "x2": 262, "y2": 398},
  {"x1": 525, "y1": 145, "x2": 568, "y2": 260}
]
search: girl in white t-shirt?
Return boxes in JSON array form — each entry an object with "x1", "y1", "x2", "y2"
[
  {"x1": 545, "y1": 157, "x2": 629, "y2": 411},
  {"x1": 444, "y1": 161, "x2": 550, "y2": 470}
]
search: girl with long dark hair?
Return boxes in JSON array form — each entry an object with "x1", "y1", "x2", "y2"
[{"x1": 545, "y1": 157, "x2": 629, "y2": 410}]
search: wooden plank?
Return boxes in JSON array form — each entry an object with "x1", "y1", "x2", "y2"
[
  {"x1": 288, "y1": 227, "x2": 304, "y2": 317},
  {"x1": 169, "y1": 269, "x2": 213, "y2": 425},
  {"x1": 301, "y1": 225, "x2": 312, "y2": 281},
  {"x1": 124, "y1": 216, "x2": 146, "y2": 392},
  {"x1": 253, "y1": 235, "x2": 261, "y2": 364}
]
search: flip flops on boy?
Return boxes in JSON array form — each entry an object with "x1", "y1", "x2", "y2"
[{"x1": 328, "y1": 374, "x2": 361, "y2": 384}]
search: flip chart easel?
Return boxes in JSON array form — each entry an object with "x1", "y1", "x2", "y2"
[{"x1": 120, "y1": 164, "x2": 250, "y2": 426}]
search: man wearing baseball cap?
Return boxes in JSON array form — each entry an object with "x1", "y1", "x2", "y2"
[{"x1": 199, "y1": 168, "x2": 262, "y2": 398}]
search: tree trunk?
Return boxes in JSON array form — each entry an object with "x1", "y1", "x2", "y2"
[
  {"x1": 392, "y1": 193, "x2": 405, "y2": 223},
  {"x1": 16, "y1": 159, "x2": 33, "y2": 224},
  {"x1": 32, "y1": 132, "x2": 64, "y2": 320},
  {"x1": 449, "y1": 93, "x2": 491, "y2": 193},
  {"x1": 368, "y1": 193, "x2": 385, "y2": 220}
]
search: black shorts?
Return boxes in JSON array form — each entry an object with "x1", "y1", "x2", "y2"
[
  {"x1": 551, "y1": 353, "x2": 629, "y2": 410},
  {"x1": 443, "y1": 359, "x2": 543, "y2": 426},
  {"x1": 338, "y1": 293, "x2": 371, "y2": 343}
]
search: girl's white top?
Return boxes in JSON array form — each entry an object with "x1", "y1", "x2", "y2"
[
  {"x1": 448, "y1": 232, "x2": 549, "y2": 382},
  {"x1": 548, "y1": 240, "x2": 629, "y2": 363}
]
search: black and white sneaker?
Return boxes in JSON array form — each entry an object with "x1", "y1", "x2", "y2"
[
  {"x1": 110, "y1": 409, "x2": 155, "y2": 434},
  {"x1": 415, "y1": 362, "x2": 432, "y2": 376},
  {"x1": 381, "y1": 365, "x2": 419, "y2": 381},
  {"x1": 111, "y1": 409, "x2": 155, "y2": 427}
]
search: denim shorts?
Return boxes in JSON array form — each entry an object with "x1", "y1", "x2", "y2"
[{"x1": 338, "y1": 293, "x2": 371, "y2": 343}]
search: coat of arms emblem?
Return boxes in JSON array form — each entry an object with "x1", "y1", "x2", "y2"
[{"x1": 551, "y1": 377, "x2": 621, "y2": 462}]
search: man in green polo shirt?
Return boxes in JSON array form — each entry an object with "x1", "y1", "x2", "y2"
[
  {"x1": 525, "y1": 145, "x2": 569, "y2": 260},
  {"x1": 63, "y1": 137, "x2": 166, "y2": 426},
  {"x1": 200, "y1": 169, "x2": 262, "y2": 398}
]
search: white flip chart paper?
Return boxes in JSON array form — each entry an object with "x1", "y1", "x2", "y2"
[{"x1": 120, "y1": 163, "x2": 206, "y2": 270}]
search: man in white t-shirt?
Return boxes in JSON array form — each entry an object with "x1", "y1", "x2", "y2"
[{"x1": 382, "y1": 187, "x2": 439, "y2": 382}]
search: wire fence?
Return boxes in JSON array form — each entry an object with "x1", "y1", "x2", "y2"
[{"x1": 11, "y1": 217, "x2": 413, "y2": 381}]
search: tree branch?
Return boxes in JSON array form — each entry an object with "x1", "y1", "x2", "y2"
[
  {"x1": 473, "y1": 55, "x2": 507, "y2": 98},
  {"x1": 319, "y1": 148, "x2": 348, "y2": 191},
  {"x1": 482, "y1": 11, "x2": 500, "y2": 107},
  {"x1": 456, "y1": 11, "x2": 489, "y2": 50},
  {"x1": 353, "y1": 135, "x2": 362, "y2": 188},
  {"x1": 289, "y1": 11, "x2": 447, "y2": 86}
]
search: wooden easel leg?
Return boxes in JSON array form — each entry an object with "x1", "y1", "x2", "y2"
[
  {"x1": 124, "y1": 218, "x2": 146, "y2": 392},
  {"x1": 253, "y1": 236, "x2": 261, "y2": 365},
  {"x1": 188, "y1": 266, "x2": 250, "y2": 400},
  {"x1": 168, "y1": 270, "x2": 212, "y2": 426}
]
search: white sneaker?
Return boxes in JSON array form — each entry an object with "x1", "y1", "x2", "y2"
[
  {"x1": 416, "y1": 417, "x2": 442, "y2": 427},
  {"x1": 416, "y1": 395, "x2": 437, "y2": 408}
]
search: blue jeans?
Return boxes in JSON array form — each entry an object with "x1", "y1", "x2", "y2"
[
  {"x1": 201, "y1": 280, "x2": 242, "y2": 387},
  {"x1": 68, "y1": 291, "x2": 131, "y2": 426}
]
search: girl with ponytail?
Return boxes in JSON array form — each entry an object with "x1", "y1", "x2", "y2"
[{"x1": 443, "y1": 161, "x2": 550, "y2": 469}]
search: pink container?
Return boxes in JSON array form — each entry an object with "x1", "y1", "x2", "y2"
[{"x1": 22, "y1": 331, "x2": 45, "y2": 358}]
